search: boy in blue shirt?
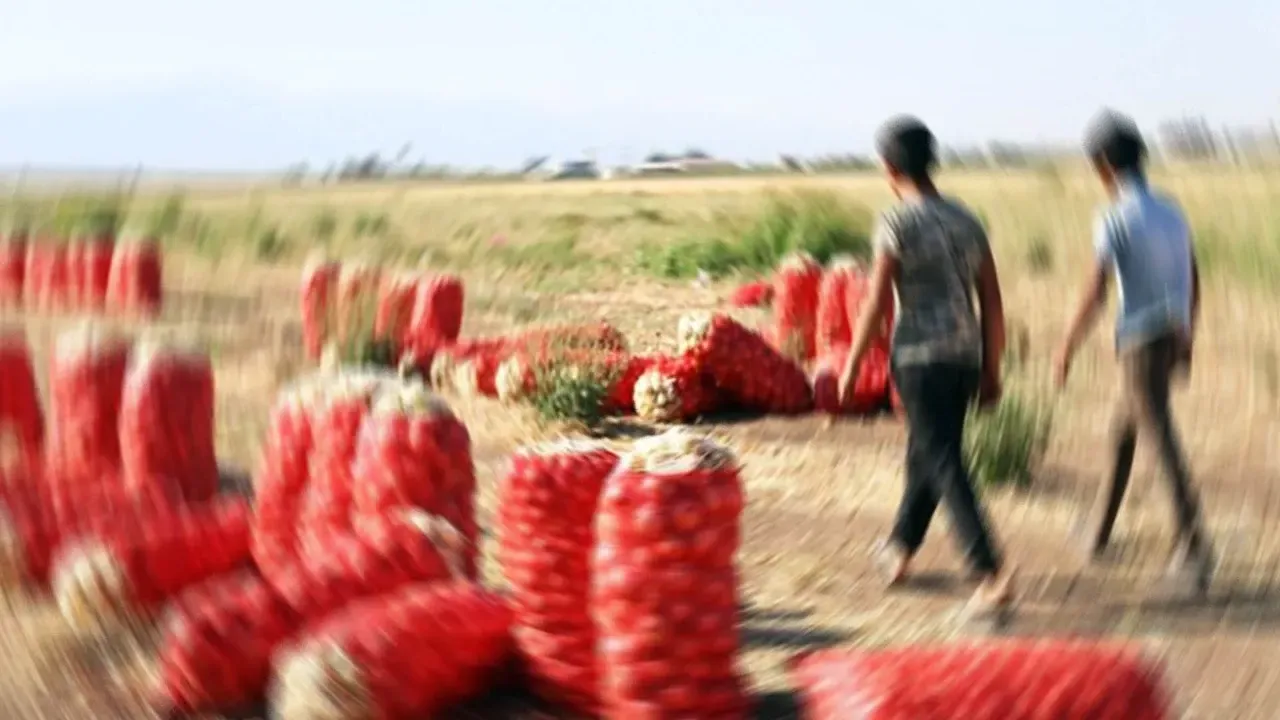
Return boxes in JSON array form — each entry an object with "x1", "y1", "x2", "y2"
[{"x1": 1054, "y1": 109, "x2": 1212, "y2": 594}]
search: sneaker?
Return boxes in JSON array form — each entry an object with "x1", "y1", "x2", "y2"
[{"x1": 872, "y1": 540, "x2": 911, "y2": 588}]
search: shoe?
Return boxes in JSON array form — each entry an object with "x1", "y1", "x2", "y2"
[{"x1": 872, "y1": 540, "x2": 911, "y2": 588}]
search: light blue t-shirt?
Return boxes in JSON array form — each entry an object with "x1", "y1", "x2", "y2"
[{"x1": 1094, "y1": 176, "x2": 1195, "y2": 352}]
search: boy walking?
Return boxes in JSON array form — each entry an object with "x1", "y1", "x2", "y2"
[
  {"x1": 840, "y1": 116, "x2": 1014, "y2": 617},
  {"x1": 1054, "y1": 109, "x2": 1213, "y2": 593}
]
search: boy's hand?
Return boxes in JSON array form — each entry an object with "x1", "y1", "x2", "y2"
[
  {"x1": 838, "y1": 363, "x2": 860, "y2": 408},
  {"x1": 978, "y1": 368, "x2": 1002, "y2": 409},
  {"x1": 1174, "y1": 329, "x2": 1194, "y2": 382},
  {"x1": 1052, "y1": 345, "x2": 1073, "y2": 389}
]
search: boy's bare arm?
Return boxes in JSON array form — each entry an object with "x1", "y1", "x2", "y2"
[
  {"x1": 841, "y1": 253, "x2": 897, "y2": 387},
  {"x1": 1190, "y1": 250, "x2": 1201, "y2": 332},
  {"x1": 1054, "y1": 260, "x2": 1110, "y2": 386},
  {"x1": 976, "y1": 246, "x2": 1005, "y2": 377}
]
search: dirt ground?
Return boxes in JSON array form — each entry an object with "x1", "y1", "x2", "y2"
[{"x1": 2, "y1": 253, "x2": 1279, "y2": 720}]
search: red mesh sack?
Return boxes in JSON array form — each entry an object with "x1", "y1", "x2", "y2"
[
  {"x1": 284, "y1": 510, "x2": 465, "y2": 617},
  {"x1": 294, "y1": 374, "x2": 384, "y2": 557},
  {"x1": 82, "y1": 236, "x2": 115, "y2": 311},
  {"x1": 604, "y1": 353, "x2": 661, "y2": 415},
  {"x1": 51, "y1": 497, "x2": 252, "y2": 629},
  {"x1": 0, "y1": 479, "x2": 176, "y2": 590},
  {"x1": 64, "y1": 241, "x2": 86, "y2": 310},
  {"x1": 45, "y1": 243, "x2": 70, "y2": 310},
  {"x1": 0, "y1": 234, "x2": 25, "y2": 307},
  {"x1": 300, "y1": 255, "x2": 340, "y2": 362},
  {"x1": 23, "y1": 239, "x2": 53, "y2": 311},
  {"x1": 631, "y1": 354, "x2": 719, "y2": 423},
  {"x1": 726, "y1": 279, "x2": 773, "y2": 309},
  {"x1": 451, "y1": 339, "x2": 510, "y2": 398},
  {"x1": 811, "y1": 343, "x2": 891, "y2": 415},
  {"x1": 106, "y1": 239, "x2": 163, "y2": 317},
  {"x1": 154, "y1": 510, "x2": 464, "y2": 714},
  {"x1": 846, "y1": 269, "x2": 895, "y2": 354},
  {"x1": 270, "y1": 582, "x2": 514, "y2": 720},
  {"x1": 772, "y1": 252, "x2": 823, "y2": 361},
  {"x1": 0, "y1": 330, "x2": 44, "y2": 477},
  {"x1": 374, "y1": 271, "x2": 419, "y2": 346},
  {"x1": 407, "y1": 273, "x2": 465, "y2": 348},
  {"x1": 334, "y1": 262, "x2": 382, "y2": 349},
  {"x1": 791, "y1": 641, "x2": 1173, "y2": 720},
  {"x1": 497, "y1": 440, "x2": 618, "y2": 715},
  {"x1": 816, "y1": 256, "x2": 863, "y2": 355},
  {"x1": 593, "y1": 430, "x2": 750, "y2": 719},
  {"x1": 153, "y1": 572, "x2": 303, "y2": 713},
  {"x1": 48, "y1": 326, "x2": 131, "y2": 486},
  {"x1": 351, "y1": 383, "x2": 478, "y2": 578},
  {"x1": 119, "y1": 340, "x2": 218, "y2": 503},
  {"x1": 678, "y1": 311, "x2": 812, "y2": 414},
  {"x1": 251, "y1": 380, "x2": 324, "y2": 581}
]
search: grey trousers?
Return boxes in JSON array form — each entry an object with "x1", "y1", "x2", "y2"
[{"x1": 1092, "y1": 333, "x2": 1208, "y2": 555}]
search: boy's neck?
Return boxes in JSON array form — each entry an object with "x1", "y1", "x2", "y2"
[
  {"x1": 1109, "y1": 171, "x2": 1147, "y2": 199},
  {"x1": 897, "y1": 178, "x2": 940, "y2": 201}
]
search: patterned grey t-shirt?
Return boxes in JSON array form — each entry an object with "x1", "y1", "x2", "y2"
[{"x1": 874, "y1": 196, "x2": 988, "y2": 367}]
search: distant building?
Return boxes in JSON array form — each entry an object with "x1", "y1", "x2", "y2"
[
  {"x1": 527, "y1": 159, "x2": 601, "y2": 181},
  {"x1": 631, "y1": 155, "x2": 740, "y2": 176}
]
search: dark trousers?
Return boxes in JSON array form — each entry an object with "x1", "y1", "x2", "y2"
[
  {"x1": 1093, "y1": 333, "x2": 1208, "y2": 555},
  {"x1": 891, "y1": 362, "x2": 1002, "y2": 575}
]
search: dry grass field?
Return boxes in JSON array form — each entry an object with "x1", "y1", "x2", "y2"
[{"x1": 3, "y1": 166, "x2": 1280, "y2": 718}]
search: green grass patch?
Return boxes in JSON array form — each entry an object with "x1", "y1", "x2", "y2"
[
  {"x1": 635, "y1": 190, "x2": 872, "y2": 280},
  {"x1": 965, "y1": 389, "x2": 1053, "y2": 491},
  {"x1": 529, "y1": 354, "x2": 621, "y2": 430}
]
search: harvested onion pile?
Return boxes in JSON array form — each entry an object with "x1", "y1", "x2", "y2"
[
  {"x1": 810, "y1": 343, "x2": 891, "y2": 415},
  {"x1": 0, "y1": 234, "x2": 26, "y2": 306},
  {"x1": 815, "y1": 255, "x2": 861, "y2": 356},
  {"x1": 295, "y1": 374, "x2": 385, "y2": 555},
  {"x1": 498, "y1": 439, "x2": 618, "y2": 715},
  {"x1": 678, "y1": 311, "x2": 812, "y2": 415},
  {"x1": 772, "y1": 252, "x2": 823, "y2": 361},
  {"x1": 0, "y1": 330, "x2": 44, "y2": 477},
  {"x1": 351, "y1": 381, "x2": 478, "y2": 578},
  {"x1": 48, "y1": 325, "x2": 131, "y2": 486},
  {"x1": 1, "y1": 479, "x2": 176, "y2": 591},
  {"x1": 300, "y1": 255, "x2": 340, "y2": 361},
  {"x1": 157, "y1": 510, "x2": 463, "y2": 714},
  {"x1": 271, "y1": 582, "x2": 513, "y2": 720},
  {"x1": 632, "y1": 355, "x2": 717, "y2": 423},
  {"x1": 52, "y1": 497, "x2": 251, "y2": 630},
  {"x1": 593, "y1": 429, "x2": 750, "y2": 718},
  {"x1": 792, "y1": 642, "x2": 1173, "y2": 720},
  {"x1": 251, "y1": 377, "x2": 327, "y2": 582},
  {"x1": 119, "y1": 337, "x2": 219, "y2": 503}
]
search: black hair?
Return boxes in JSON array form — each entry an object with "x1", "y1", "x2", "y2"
[
  {"x1": 875, "y1": 115, "x2": 937, "y2": 182},
  {"x1": 1083, "y1": 109, "x2": 1147, "y2": 174}
]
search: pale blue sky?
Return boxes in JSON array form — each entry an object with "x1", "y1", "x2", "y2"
[{"x1": 1, "y1": 0, "x2": 1276, "y2": 171}]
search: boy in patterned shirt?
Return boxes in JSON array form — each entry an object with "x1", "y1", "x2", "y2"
[{"x1": 840, "y1": 116, "x2": 1014, "y2": 617}]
